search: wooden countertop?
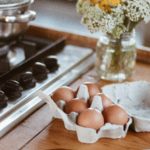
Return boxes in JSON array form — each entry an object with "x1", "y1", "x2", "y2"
[{"x1": 0, "y1": 62, "x2": 150, "y2": 150}]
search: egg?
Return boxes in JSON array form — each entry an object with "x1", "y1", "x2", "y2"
[
  {"x1": 84, "y1": 82, "x2": 101, "y2": 97},
  {"x1": 102, "y1": 105, "x2": 129, "y2": 125},
  {"x1": 64, "y1": 98, "x2": 88, "y2": 114},
  {"x1": 51, "y1": 86, "x2": 75, "y2": 102},
  {"x1": 77, "y1": 108, "x2": 104, "y2": 130},
  {"x1": 89, "y1": 93, "x2": 113, "y2": 108}
]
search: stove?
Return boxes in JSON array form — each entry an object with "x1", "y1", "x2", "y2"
[{"x1": 0, "y1": 27, "x2": 94, "y2": 137}]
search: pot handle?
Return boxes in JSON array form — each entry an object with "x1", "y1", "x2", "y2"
[{"x1": 0, "y1": 10, "x2": 36, "y2": 23}]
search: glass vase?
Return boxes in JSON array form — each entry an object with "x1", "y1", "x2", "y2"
[{"x1": 95, "y1": 31, "x2": 136, "y2": 81}]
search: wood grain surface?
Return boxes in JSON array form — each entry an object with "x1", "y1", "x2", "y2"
[
  {"x1": 22, "y1": 120, "x2": 150, "y2": 150},
  {"x1": 0, "y1": 62, "x2": 150, "y2": 150}
]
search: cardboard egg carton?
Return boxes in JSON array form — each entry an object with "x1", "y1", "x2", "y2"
[
  {"x1": 39, "y1": 84, "x2": 132, "y2": 143},
  {"x1": 102, "y1": 80, "x2": 150, "y2": 132}
]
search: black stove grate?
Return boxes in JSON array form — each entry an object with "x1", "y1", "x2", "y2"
[{"x1": 0, "y1": 36, "x2": 65, "y2": 84}]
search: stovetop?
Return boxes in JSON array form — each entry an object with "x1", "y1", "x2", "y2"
[
  {"x1": 0, "y1": 32, "x2": 94, "y2": 138},
  {"x1": 0, "y1": 36, "x2": 63, "y2": 82},
  {"x1": 0, "y1": 36, "x2": 51, "y2": 76}
]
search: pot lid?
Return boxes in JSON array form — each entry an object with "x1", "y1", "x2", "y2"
[{"x1": 0, "y1": 0, "x2": 33, "y2": 8}]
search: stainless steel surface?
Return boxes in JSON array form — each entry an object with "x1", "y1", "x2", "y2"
[
  {"x1": 0, "y1": 0, "x2": 35, "y2": 41},
  {"x1": 0, "y1": 10, "x2": 36, "y2": 23},
  {"x1": 0, "y1": 0, "x2": 33, "y2": 9},
  {"x1": 0, "y1": 45, "x2": 94, "y2": 137}
]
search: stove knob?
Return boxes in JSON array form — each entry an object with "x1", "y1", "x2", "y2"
[
  {"x1": 44, "y1": 56, "x2": 59, "y2": 72},
  {"x1": 2, "y1": 80, "x2": 23, "y2": 100},
  {"x1": 32, "y1": 62, "x2": 48, "y2": 81},
  {"x1": 0, "y1": 90, "x2": 8, "y2": 109},
  {"x1": 19, "y1": 71, "x2": 36, "y2": 89}
]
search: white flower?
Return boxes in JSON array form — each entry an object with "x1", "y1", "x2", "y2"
[
  {"x1": 100, "y1": 15, "x2": 116, "y2": 33},
  {"x1": 76, "y1": 0, "x2": 91, "y2": 14},
  {"x1": 76, "y1": 0, "x2": 150, "y2": 38},
  {"x1": 125, "y1": 0, "x2": 150, "y2": 23},
  {"x1": 82, "y1": 17, "x2": 100, "y2": 32},
  {"x1": 112, "y1": 25, "x2": 127, "y2": 39}
]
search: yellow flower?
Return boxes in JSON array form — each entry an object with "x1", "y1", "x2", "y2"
[
  {"x1": 90, "y1": 0, "x2": 101, "y2": 4},
  {"x1": 97, "y1": 1, "x2": 111, "y2": 12},
  {"x1": 108, "y1": 0, "x2": 121, "y2": 6},
  {"x1": 91, "y1": 0, "x2": 122, "y2": 12}
]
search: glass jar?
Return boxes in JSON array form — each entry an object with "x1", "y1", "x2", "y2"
[{"x1": 95, "y1": 31, "x2": 136, "y2": 81}]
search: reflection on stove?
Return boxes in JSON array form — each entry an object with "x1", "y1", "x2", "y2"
[{"x1": 8, "y1": 47, "x2": 25, "y2": 68}]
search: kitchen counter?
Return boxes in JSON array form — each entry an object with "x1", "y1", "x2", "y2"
[
  {"x1": 0, "y1": 1, "x2": 150, "y2": 150},
  {"x1": 0, "y1": 61, "x2": 150, "y2": 150}
]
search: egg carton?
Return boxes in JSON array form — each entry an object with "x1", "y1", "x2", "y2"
[
  {"x1": 102, "y1": 80, "x2": 150, "y2": 132},
  {"x1": 38, "y1": 84, "x2": 132, "y2": 144}
]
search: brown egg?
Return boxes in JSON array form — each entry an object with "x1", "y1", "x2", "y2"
[
  {"x1": 102, "y1": 105, "x2": 129, "y2": 125},
  {"x1": 64, "y1": 98, "x2": 88, "y2": 114},
  {"x1": 89, "y1": 93, "x2": 113, "y2": 108},
  {"x1": 84, "y1": 82, "x2": 100, "y2": 97},
  {"x1": 77, "y1": 108, "x2": 104, "y2": 130},
  {"x1": 51, "y1": 86, "x2": 74, "y2": 102}
]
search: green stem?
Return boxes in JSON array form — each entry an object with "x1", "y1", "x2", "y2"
[
  {"x1": 126, "y1": 19, "x2": 142, "y2": 32},
  {"x1": 109, "y1": 38, "x2": 122, "y2": 73}
]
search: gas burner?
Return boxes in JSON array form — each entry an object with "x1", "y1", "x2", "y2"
[
  {"x1": 44, "y1": 56, "x2": 59, "y2": 72},
  {"x1": 19, "y1": 71, "x2": 36, "y2": 90}
]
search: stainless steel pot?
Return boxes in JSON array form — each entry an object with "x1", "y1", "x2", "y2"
[{"x1": 0, "y1": 0, "x2": 36, "y2": 42}]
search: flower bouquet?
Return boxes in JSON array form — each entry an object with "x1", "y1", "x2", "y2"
[{"x1": 77, "y1": 0, "x2": 150, "y2": 81}]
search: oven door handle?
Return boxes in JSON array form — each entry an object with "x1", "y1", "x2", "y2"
[{"x1": 0, "y1": 10, "x2": 36, "y2": 23}]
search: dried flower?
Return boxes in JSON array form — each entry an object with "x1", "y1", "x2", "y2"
[
  {"x1": 125, "y1": 0, "x2": 150, "y2": 23},
  {"x1": 77, "y1": 0, "x2": 150, "y2": 38}
]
